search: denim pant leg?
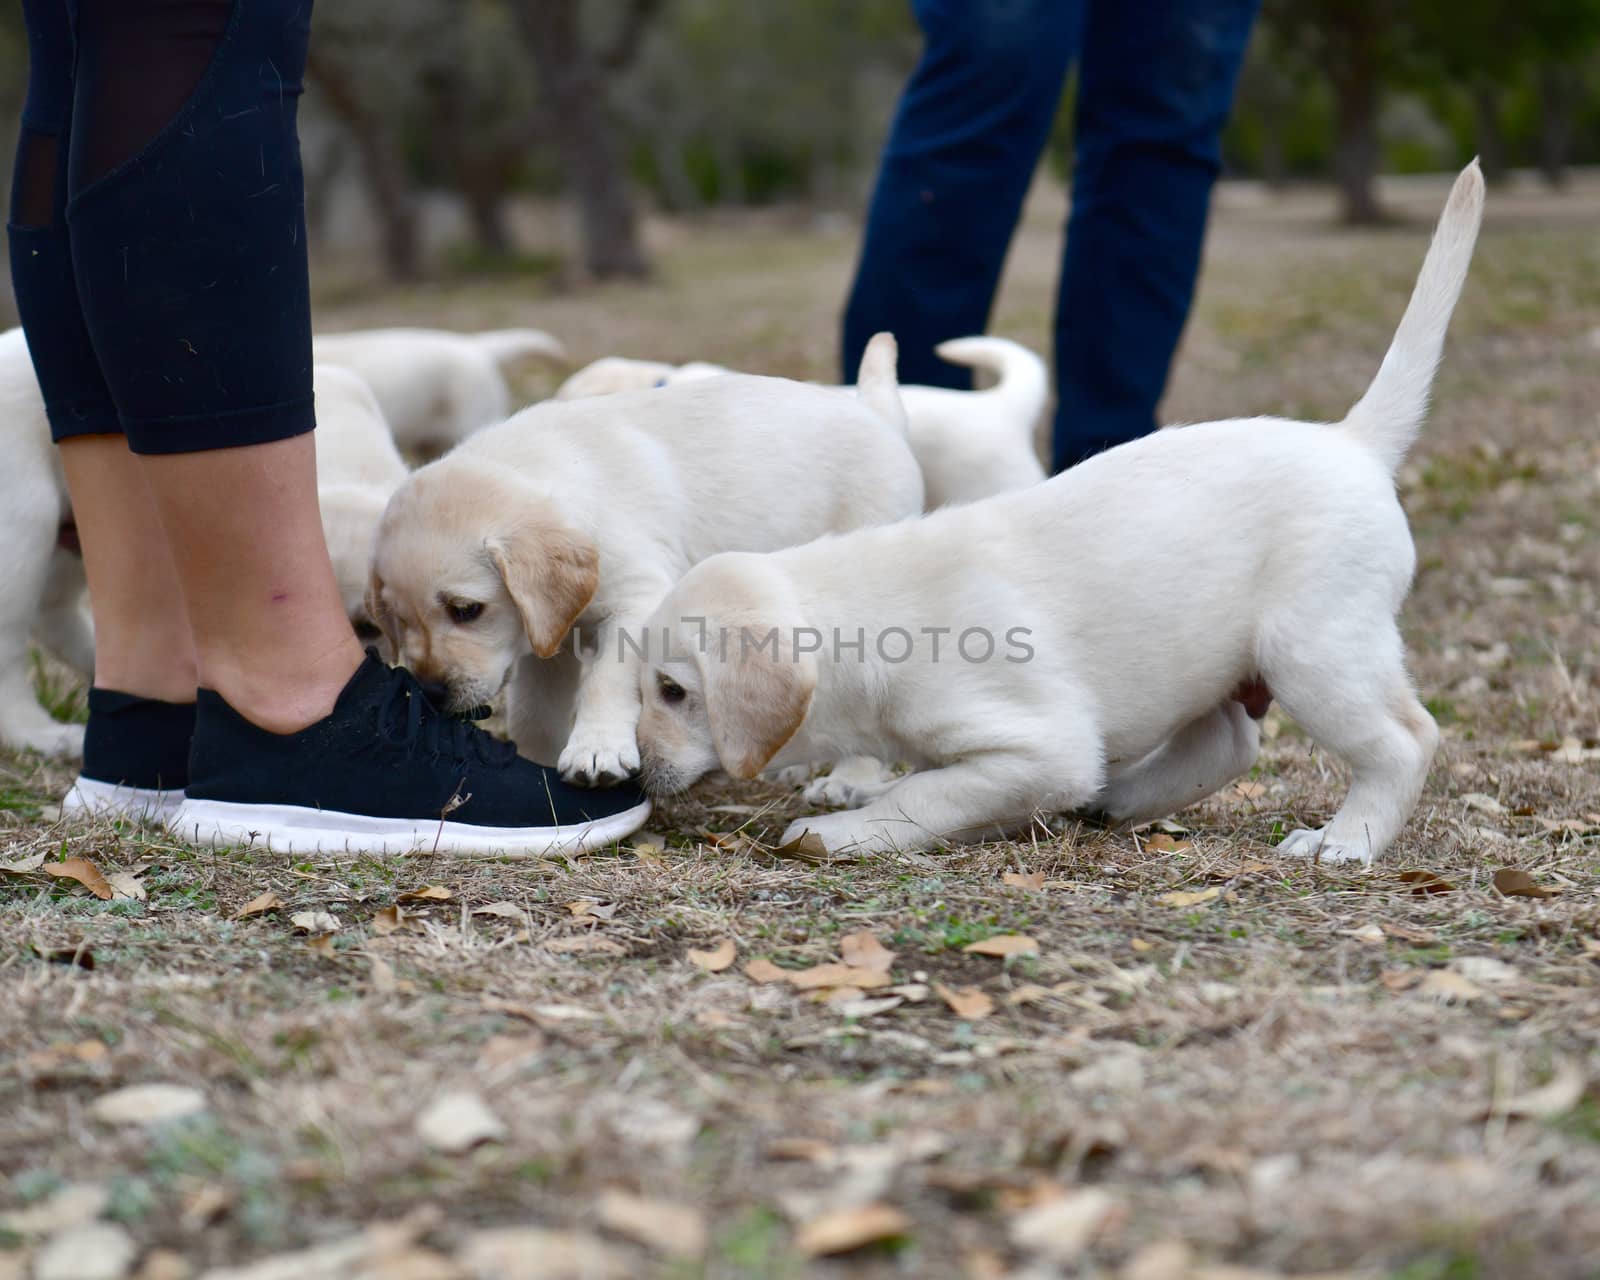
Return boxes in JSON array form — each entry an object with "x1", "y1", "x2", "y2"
[
  {"x1": 842, "y1": 0, "x2": 1081, "y2": 389},
  {"x1": 1051, "y1": 0, "x2": 1259, "y2": 470}
]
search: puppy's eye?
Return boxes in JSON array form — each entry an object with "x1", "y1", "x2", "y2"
[
  {"x1": 657, "y1": 673, "x2": 687, "y2": 705},
  {"x1": 352, "y1": 618, "x2": 383, "y2": 642},
  {"x1": 447, "y1": 601, "x2": 485, "y2": 625}
]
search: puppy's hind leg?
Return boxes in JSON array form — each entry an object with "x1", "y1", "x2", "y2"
[
  {"x1": 34, "y1": 549, "x2": 95, "y2": 677},
  {"x1": 1266, "y1": 616, "x2": 1437, "y2": 866},
  {"x1": 1099, "y1": 700, "x2": 1260, "y2": 829}
]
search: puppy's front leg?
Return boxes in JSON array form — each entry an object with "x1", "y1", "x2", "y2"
[
  {"x1": 505, "y1": 647, "x2": 582, "y2": 768},
  {"x1": 1098, "y1": 700, "x2": 1261, "y2": 829},
  {"x1": 782, "y1": 747, "x2": 1100, "y2": 857},
  {"x1": 558, "y1": 605, "x2": 658, "y2": 786},
  {"x1": 800, "y1": 755, "x2": 899, "y2": 808}
]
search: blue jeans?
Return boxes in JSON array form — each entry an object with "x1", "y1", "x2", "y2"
[{"x1": 842, "y1": 0, "x2": 1259, "y2": 471}]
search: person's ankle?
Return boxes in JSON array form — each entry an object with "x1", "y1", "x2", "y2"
[
  {"x1": 200, "y1": 635, "x2": 364, "y2": 734},
  {"x1": 89, "y1": 655, "x2": 200, "y2": 705}
]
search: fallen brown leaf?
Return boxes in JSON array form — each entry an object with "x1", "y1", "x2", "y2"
[
  {"x1": 368, "y1": 954, "x2": 398, "y2": 995},
  {"x1": 371, "y1": 906, "x2": 406, "y2": 936},
  {"x1": 472, "y1": 901, "x2": 527, "y2": 920},
  {"x1": 105, "y1": 869, "x2": 147, "y2": 902},
  {"x1": 687, "y1": 939, "x2": 737, "y2": 972},
  {"x1": 31, "y1": 940, "x2": 95, "y2": 969},
  {"x1": 934, "y1": 982, "x2": 994, "y2": 1019},
  {"x1": 787, "y1": 962, "x2": 893, "y2": 990},
  {"x1": 1144, "y1": 833, "x2": 1193, "y2": 854},
  {"x1": 457, "y1": 1228, "x2": 625, "y2": 1280},
  {"x1": 1231, "y1": 779, "x2": 1268, "y2": 801},
  {"x1": 1002, "y1": 870, "x2": 1047, "y2": 891},
  {"x1": 543, "y1": 935, "x2": 627, "y2": 956},
  {"x1": 565, "y1": 900, "x2": 617, "y2": 921},
  {"x1": 1492, "y1": 868, "x2": 1557, "y2": 899},
  {"x1": 964, "y1": 934, "x2": 1039, "y2": 958},
  {"x1": 766, "y1": 1137, "x2": 837, "y2": 1163},
  {"x1": 233, "y1": 891, "x2": 283, "y2": 920},
  {"x1": 0, "y1": 851, "x2": 48, "y2": 874},
  {"x1": 1398, "y1": 870, "x2": 1456, "y2": 895},
  {"x1": 91, "y1": 1083, "x2": 207, "y2": 1126},
  {"x1": 795, "y1": 1203, "x2": 911, "y2": 1257},
  {"x1": 744, "y1": 957, "x2": 790, "y2": 984},
  {"x1": 771, "y1": 830, "x2": 834, "y2": 864},
  {"x1": 596, "y1": 1189, "x2": 706, "y2": 1259},
  {"x1": 396, "y1": 885, "x2": 453, "y2": 903},
  {"x1": 839, "y1": 930, "x2": 897, "y2": 971},
  {"x1": 23, "y1": 1040, "x2": 108, "y2": 1077},
  {"x1": 44, "y1": 857, "x2": 112, "y2": 900},
  {"x1": 305, "y1": 934, "x2": 337, "y2": 958},
  {"x1": 1156, "y1": 887, "x2": 1222, "y2": 908},
  {"x1": 1005, "y1": 984, "x2": 1054, "y2": 1007},
  {"x1": 290, "y1": 910, "x2": 341, "y2": 935},
  {"x1": 1010, "y1": 1187, "x2": 1122, "y2": 1263},
  {"x1": 1415, "y1": 970, "x2": 1488, "y2": 1004}
]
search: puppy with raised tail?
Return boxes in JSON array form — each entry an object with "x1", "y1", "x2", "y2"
[
  {"x1": 368, "y1": 334, "x2": 924, "y2": 787},
  {"x1": 635, "y1": 163, "x2": 1486, "y2": 865}
]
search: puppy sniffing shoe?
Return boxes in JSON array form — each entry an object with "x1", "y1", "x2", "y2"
[{"x1": 169, "y1": 652, "x2": 649, "y2": 857}]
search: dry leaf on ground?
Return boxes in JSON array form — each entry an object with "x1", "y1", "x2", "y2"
[
  {"x1": 105, "y1": 870, "x2": 147, "y2": 901},
  {"x1": 596, "y1": 1190, "x2": 706, "y2": 1259},
  {"x1": 1121, "y1": 1241, "x2": 1194, "y2": 1280},
  {"x1": 565, "y1": 900, "x2": 617, "y2": 921},
  {"x1": 1010, "y1": 1188, "x2": 1122, "y2": 1263},
  {"x1": 44, "y1": 857, "x2": 112, "y2": 900},
  {"x1": 1492, "y1": 868, "x2": 1556, "y2": 898},
  {"x1": 290, "y1": 911, "x2": 341, "y2": 935},
  {"x1": 1492, "y1": 1060, "x2": 1588, "y2": 1120},
  {"x1": 744, "y1": 958, "x2": 790, "y2": 983},
  {"x1": 0, "y1": 851, "x2": 48, "y2": 874},
  {"x1": 1156, "y1": 887, "x2": 1222, "y2": 908},
  {"x1": 687, "y1": 939, "x2": 737, "y2": 972},
  {"x1": 795, "y1": 1203, "x2": 911, "y2": 1257},
  {"x1": 473, "y1": 902, "x2": 527, "y2": 920},
  {"x1": 1231, "y1": 779, "x2": 1268, "y2": 801},
  {"x1": 934, "y1": 983, "x2": 994, "y2": 1019},
  {"x1": 396, "y1": 885, "x2": 453, "y2": 903},
  {"x1": 1415, "y1": 970, "x2": 1488, "y2": 1004},
  {"x1": 963, "y1": 934, "x2": 1039, "y2": 958},
  {"x1": 1144, "y1": 833, "x2": 1193, "y2": 853},
  {"x1": 90, "y1": 1083, "x2": 207, "y2": 1126},
  {"x1": 415, "y1": 1091, "x2": 506, "y2": 1154},
  {"x1": 1398, "y1": 870, "x2": 1456, "y2": 895},
  {"x1": 543, "y1": 935, "x2": 627, "y2": 956},
  {"x1": 232, "y1": 891, "x2": 282, "y2": 920},
  {"x1": 772, "y1": 830, "x2": 832, "y2": 865},
  {"x1": 839, "y1": 930, "x2": 897, "y2": 971},
  {"x1": 1001, "y1": 870, "x2": 1047, "y2": 890},
  {"x1": 0, "y1": 1183, "x2": 110, "y2": 1236},
  {"x1": 371, "y1": 907, "x2": 406, "y2": 936},
  {"x1": 195, "y1": 1209, "x2": 439, "y2": 1280},
  {"x1": 787, "y1": 962, "x2": 893, "y2": 990}
]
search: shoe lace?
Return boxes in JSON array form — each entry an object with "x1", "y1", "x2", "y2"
[{"x1": 375, "y1": 665, "x2": 517, "y2": 768}]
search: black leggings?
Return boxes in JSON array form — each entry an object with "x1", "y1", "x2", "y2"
[{"x1": 8, "y1": 0, "x2": 316, "y2": 453}]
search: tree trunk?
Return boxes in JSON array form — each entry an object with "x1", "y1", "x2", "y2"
[
  {"x1": 1536, "y1": 61, "x2": 1575, "y2": 189},
  {"x1": 1471, "y1": 83, "x2": 1508, "y2": 185},
  {"x1": 509, "y1": 0, "x2": 651, "y2": 279},
  {"x1": 1327, "y1": 8, "x2": 1383, "y2": 226},
  {"x1": 306, "y1": 51, "x2": 422, "y2": 280}
]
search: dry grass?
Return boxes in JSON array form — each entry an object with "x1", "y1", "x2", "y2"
[{"x1": 2, "y1": 174, "x2": 1598, "y2": 1280}]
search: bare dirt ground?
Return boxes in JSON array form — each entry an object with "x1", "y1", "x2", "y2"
[{"x1": 3, "y1": 175, "x2": 1598, "y2": 1280}]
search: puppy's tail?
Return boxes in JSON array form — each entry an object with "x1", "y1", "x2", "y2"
[
  {"x1": 1340, "y1": 160, "x2": 1484, "y2": 474},
  {"x1": 934, "y1": 336, "x2": 1049, "y2": 432},
  {"x1": 855, "y1": 332, "x2": 908, "y2": 435},
  {"x1": 470, "y1": 328, "x2": 569, "y2": 368}
]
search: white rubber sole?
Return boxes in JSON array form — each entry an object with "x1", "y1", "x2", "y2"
[
  {"x1": 63, "y1": 776, "x2": 186, "y2": 824},
  {"x1": 166, "y1": 796, "x2": 653, "y2": 858}
]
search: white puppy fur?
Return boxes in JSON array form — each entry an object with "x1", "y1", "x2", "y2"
[
  {"x1": 0, "y1": 338, "x2": 405, "y2": 757},
  {"x1": 556, "y1": 336, "x2": 1048, "y2": 510},
  {"x1": 634, "y1": 163, "x2": 1486, "y2": 866},
  {"x1": 312, "y1": 326, "x2": 566, "y2": 455},
  {"x1": 368, "y1": 334, "x2": 925, "y2": 786}
]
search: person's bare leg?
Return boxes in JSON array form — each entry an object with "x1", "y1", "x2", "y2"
[
  {"x1": 139, "y1": 433, "x2": 363, "y2": 735},
  {"x1": 58, "y1": 434, "x2": 196, "y2": 702}
]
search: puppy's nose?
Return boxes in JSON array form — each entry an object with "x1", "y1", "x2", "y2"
[{"x1": 417, "y1": 679, "x2": 450, "y2": 707}]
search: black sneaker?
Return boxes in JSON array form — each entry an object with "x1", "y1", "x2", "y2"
[
  {"x1": 167, "y1": 653, "x2": 650, "y2": 856},
  {"x1": 63, "y1": 690, "x2": 195, "y2": 823}
]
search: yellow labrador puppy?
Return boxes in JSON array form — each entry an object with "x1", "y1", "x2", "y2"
[
  {"x1": 368, "y1": 334, "x2": 923, "y2": 787},
  {"x1": 633, "y1": 164, "x2": 1485, "y2": 865}
]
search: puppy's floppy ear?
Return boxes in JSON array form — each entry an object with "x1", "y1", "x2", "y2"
[
  {"x1": 488, "y1": 516, "x2": 600, "y2": 659},
  {"x1": 702, "y1": 632, "x2": 816, "y2": 780},
  {"x1": 364, "y1": 571, "x2": 399, "y2": 659}
]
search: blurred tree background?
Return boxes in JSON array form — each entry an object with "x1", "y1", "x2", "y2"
[{"x1": 1, "y1": 0, "x2": 1599, "y2": 287}]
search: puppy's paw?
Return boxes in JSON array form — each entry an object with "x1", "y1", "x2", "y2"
[
  {"x1": 558, "y1": 731, "x2": 641, "y2": 789},
  {"x1": 780, "y1": 810, "x2": 912, "y2": 858},
  {"x1": 800, "y1": 773, "x2": 862, "y2": 808},
  {"x1": 3, "y1": 720, "x2": 85, "y2": 760},
  {"x1": 765, "y1": 764, "x2": 815, "y2": 789},
  {"x1": 1278, "y1": 825, "x2": 1371, "y2": 866}
]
